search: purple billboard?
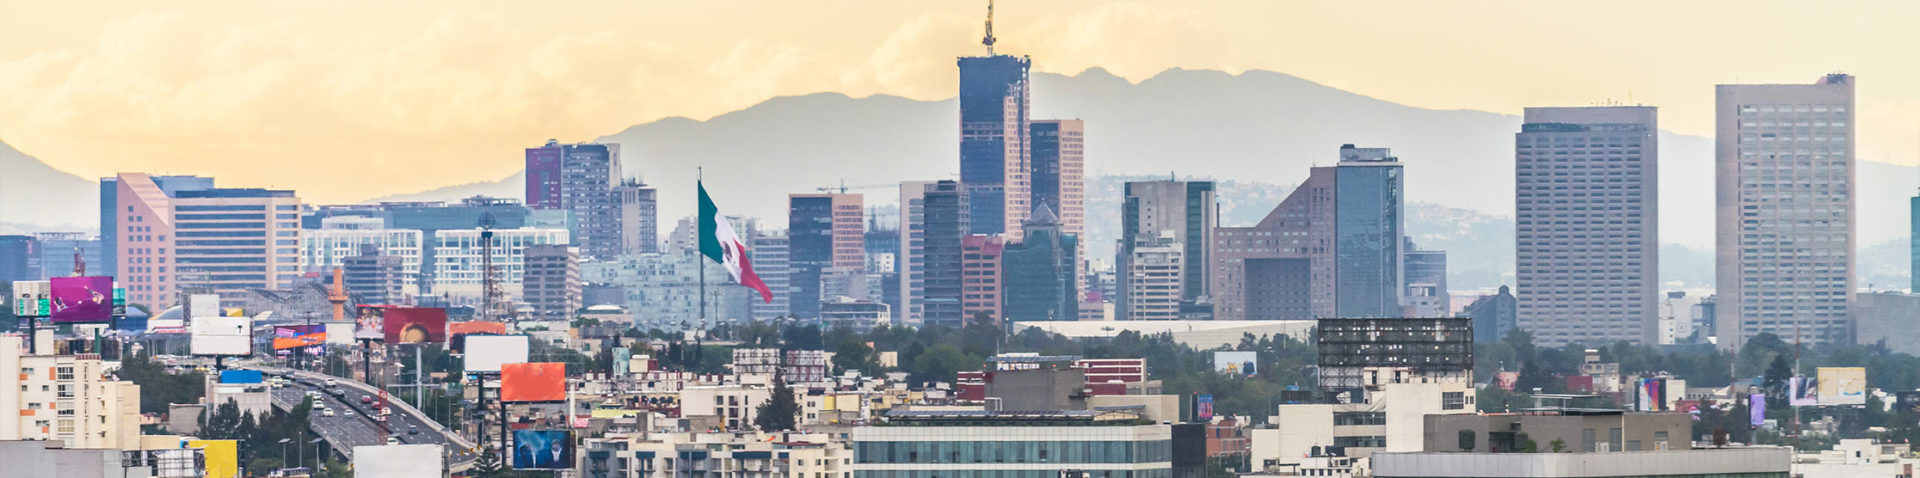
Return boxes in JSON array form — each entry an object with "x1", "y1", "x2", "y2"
[{"x1": 49, "y1": 276, "x2": 114, "y2": 323}]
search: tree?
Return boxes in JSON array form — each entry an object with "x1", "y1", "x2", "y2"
[
  {"x1": 910, "y1": 343, "x2": 979, "y2": 384},
  {"x1": 1548, "y1": 438, "x2": 1567, "y2": 453},
  {"x1": 1764, "y1": 355, "x2": 1794, "y2": 395},
  {"x1": 754, "y1": 378, "x2": 800, "y2": 431},
  {"x1": 831, "y1": 340, "x2": 876, "y2": 375}
]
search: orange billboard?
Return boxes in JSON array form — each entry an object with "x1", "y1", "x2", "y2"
[{"x1": 501, "y1": 362, "x2": 567, "y2": 402}]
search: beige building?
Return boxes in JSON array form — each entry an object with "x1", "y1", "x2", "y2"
[
  {"x1": 1714, "y1": 74, "x2": 1856, "y2": 350},
  {"x1": 0, "y1": 335, "x2": 142, "y2": 450},
  {"x1": 522, "y1": 244, "x2": 582, "y2": 320},
  {"x1": 1422, "y1": 411, "x2": 1690, "y2": 453},
  {"x1": 1251, "y1": 369, "x2": 1475, "y2": 473}
]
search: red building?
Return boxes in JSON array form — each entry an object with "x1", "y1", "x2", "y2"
[
  {"x1": 961, "y1": 235, "x2": 1005, "y2": 322},
  {"x1": 1206, "y1": 417, "x2": 1251, "y2": 457}
]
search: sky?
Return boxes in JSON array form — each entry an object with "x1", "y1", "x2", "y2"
[{"x1": 2, "y1": 0, "x2": 1916, "y2": 204}]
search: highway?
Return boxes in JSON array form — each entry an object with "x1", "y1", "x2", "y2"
[{"x1": 260, "y1": 368, "x2": 479, "y2": 470}]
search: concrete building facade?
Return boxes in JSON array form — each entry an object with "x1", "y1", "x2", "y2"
[
  {"x1": 1118, "y1": 180, "x2": 1214, "y2": 320},
  {"x1": 1516, "y1": 106, "x2": 1660, "y2": 346},
  {"x1": 523, "y1": 244, "x2": 582, "y2": 321},
  {"x1": 1714, "y1": 75, "x2": 1856, "y2": 349}
]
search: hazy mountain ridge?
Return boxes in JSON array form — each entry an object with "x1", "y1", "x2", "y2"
[{"x1": 0, "y1": 139, "x2": 98, "y2": 232}]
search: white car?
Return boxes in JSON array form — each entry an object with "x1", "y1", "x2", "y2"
[
  {"x1": 322, "y1": 408, "x2": 335, "y2": 417},
  {"x1": 341, "y1": 410, "x2": 355, "y2": 418},
  {"x1": 386, "y1": 437, "x2": 400, "y2": 445}
]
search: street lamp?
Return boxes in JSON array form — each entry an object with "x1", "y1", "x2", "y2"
[
  {"x1": 310, "y1": 438, "x2": 326, "y2": 470},
  {"x1": 278, "y1": 438, "x2": 290, "y2": 466}
]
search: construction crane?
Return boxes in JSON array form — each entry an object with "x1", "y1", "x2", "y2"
[
  {"x1": 982, "y1": 0, "x2": 997, "y2": 55},
  {"x1": 817, "y1": 179, "x2": 897, "y2": 194}
]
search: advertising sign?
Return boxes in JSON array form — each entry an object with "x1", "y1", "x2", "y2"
[
  {"x1": 511, "y1": 430, "x2": 574, "y2": 470},
  {"x1": 501, "y1": 362, "x2": 567, "y2": 402},
  {"x1": 449, "y1": 321, "x2": 508, "y2": 352},
  {"x1": 49, "y1": 276, "x2": 113, "y2": 323},
  {"x1": 10, "y1": 280, "x2": 50, "y2": 317},
  {"x1": 1213, "y1": 351, "x2": 1257, "y2": 377},
  {"x1": 185, "y1": 440, "x2": 238, "y2": 478},
  {"x1": 190, "y1": 316, "x2": 253, "y2": 356},
  {"x1": 111, "y1": 287, "x2": 126, "y2": 317},
  {"x1": 323, "y1": 322, "x2": 356, "y2": 345},
  {"x1": 273, "y1": 325, "x2": 326, "y2": 355},
  {"x1": 353, "y1": 444, "x2": 445, "y2": 477},
  {"x1": 354, "y1": 306, "x2": 385, "y2": 340},
  {"x1": 464, "y1": 335, "x2": 531, "y2": 373},
  {"x1": 1789, "y1": 376, "x2": 1820, "y2": 406},
  {"x1": 1194, "y1": 394, "x2": 1214, "y2": 421},
  {"x1": 612, "y1": 346, "x2": 630, "y2": 376},
  {"x1": 1817, "y1": 367, "x2": 1867, "y2": 405},
  {"x1": 188, "y1": 294, "x2": 221, "y2": 318},
  {"x1": 1749, "y1": 394, "x2": 1767, "y2": 427},
  {"x1": 218, "y1": 370, "x2": 264, "y2": 384},
  {"x1": 382, "y1": 307, "x2": 448, "y2": 344}
]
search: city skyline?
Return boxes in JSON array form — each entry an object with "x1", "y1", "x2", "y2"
[{"x1": 1, "y1": 1, "x2": 1917, "y2": 206}]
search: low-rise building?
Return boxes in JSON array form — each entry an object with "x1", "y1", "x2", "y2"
[
  {"x1": 1422, "y1": 410, "x2": 1690, "y2": 453},
  {"x1": 1371, "y1": 447, "x2": 1790, "y2": 478},
  {"x1": 852, "y1": 409, "x2": 1192, "y2": 477},
  {"x1": 0, "y1": 335, "x2": 142, "y2": 450},
  {"x1": 581, "y1": 431, "x2": 851, "y2": 478}
]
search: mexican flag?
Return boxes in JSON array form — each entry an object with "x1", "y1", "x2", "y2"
[{"x1": 699, "y1": 182, "x2": 773, "y2": 303}]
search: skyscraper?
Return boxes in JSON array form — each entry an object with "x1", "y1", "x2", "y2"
[
  {"x1": 1212, "y1": 168, "x2": 1335, "y2": 320},
  {"x1": 1516, "y1": 106, "x2": 1659, "y2": 345},
  {"x1": 525, "y1": 140, "x2": 623, "y2": 259},
  {"x1": 342, "y1": 244, "x2": 407, "y2": 306},
  {"x1": 1029, "y1": 119, "x2": 1085, "y2": 239},
  {"x1": 788, "y1": 193, "x2": 865, "y2": 319},
  {"x1": 615, "y1": 180, "x2": 659, "y2": 254},
  {"x1": 904, "y1": 181, "x2": 969, "y2": 328},
  {"x1": 0, "y1": 236, "x2": 38, "y2": 282},
  {"x1": 1117, "y1": 180, "x2": 1214, "y2": 320},
  {"x1": 960, "y1": 234, "x2": 1005, "y2": 323},
  {"x1": 522, "y1": 244, "x2": 582, "y2": 321},
  {"x1": 1714, "y1": 74, "x2": 1856, "y2": 349},
  {"x1": 1002, "y1": 206, "x2": 1079, "y2": 322},
  {"x1": 1403, "y1": 241, "x2": 1450, "y2": 318},
  {"x1": 31, "y1": 232, "x2": 101, "y2": 280},
  {"x1": 98, "y1": 174, "x2": 212, "y2": 290},
  {"x1": 749, "y1": 232, "x2": 790, "y2": 320},
  {"x1": 958, "y1": 54, "x2": 1031, "y2": 240},
  {"x1": 1332, "y1": 145, "x2": 1404, "y2": 318},
  {"x1": 107, "y1": 173, "x2": 302, "y2": 310}
]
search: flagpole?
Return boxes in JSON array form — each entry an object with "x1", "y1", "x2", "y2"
[{"x1": 698, "y1": 167, "x2": 706, "y2": 340}]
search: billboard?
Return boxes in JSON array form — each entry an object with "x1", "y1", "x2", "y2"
[
  {"x1": 218, "y1": 370, "x2": 264, "y2": 384},
  {"x1": 10, "y1": 280, "x2": 50, "y2": 317},
  {"x1": 501, "y1": 362, "x2": 566, "y2": 402},
  {"x1": 449, "y1": 321, "x2": 508, "y2": 352},
  {"x1": 186, "y1": 440, "x2": 238, "y2": 478},
  {"x1": 465, "y1": 335, "x2": 531, "y2": 373},
  {"x1": 273, "y1": 325, "x2": 326, "y2": 353},
  {"x1": 1789, "y1": 376, "x2": 1820, "y2": 406},
  {"x1": 354, "y1": 306, "x2": 385, "y2": 340},
  {"x1": 511, "y1": 430, "x2": 574, "y2": 470},
  {"x1": 188, "y1": 294, "x2": 221, "y2": 318},
  {"x1": 189, "y1": 316, "x2": 252, "y2": 356},
  {"x1": 382, "y1": 307, "x2": 448, "y2": 344},
  {"x1": 1749, "y1": 394, "x2": 1767, "y2": 427},
  {"x1": 323, "y1": 322, "x2": 356, "y2": 345},
  {"x1": 1817, "y1": 367, "x2": 1867, "y2": 405},
  {"x1": 1194, "y1": 394, "x2": 1214, "y2": 421},
  {"x1": 49, "y1": 276, "x2": 113, "y2": 323},
  {"x1": 353, "y1": 444, "x2": 444, "y2": 477},
  {"x1": 1213, "y1": 351, "x2": 1257, "y2": 377}
]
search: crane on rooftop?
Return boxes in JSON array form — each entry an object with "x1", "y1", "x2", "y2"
[
  {"x1": 817, "y1": 179, "x2": 896, "y2": 194},
  {"x1": 982, "y1": 0, "x2": 996, "y2": 56}
]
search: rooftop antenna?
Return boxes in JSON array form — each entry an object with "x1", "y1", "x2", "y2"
[{"x1": 982, "y1": 0, "x2": 997, "y2": 55}]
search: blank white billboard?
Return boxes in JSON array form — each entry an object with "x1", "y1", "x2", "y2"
[
  {"x1": 323, "y1": 322, "x2": 356, "y2": 345},
  {"x1": 187, "y1": 294, "x2": 221, "y2": 318},
  {"x1": 353, "y1": 444, "x2": 443, "y2": 477},
  {"x1": 190, "y1": 316, "x2": 252, "y2": 356},
  {"x1": 464, "y1": 335, "x2": 531, "y2": 373}
]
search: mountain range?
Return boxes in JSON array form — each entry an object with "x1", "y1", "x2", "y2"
[{"x1": 2, "y1": 67, "x2": 1912, "y2": 290}]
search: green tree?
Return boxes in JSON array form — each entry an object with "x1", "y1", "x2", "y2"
[
  {"x1": 910, "y1": 343, "x2": 980, "y2": 383},
  {"x1": 831, "y1": 340, "x2": 876, "y2": 375},
  {"x1": 754, "y1": 378, "x2": 800, "y2": 431}
]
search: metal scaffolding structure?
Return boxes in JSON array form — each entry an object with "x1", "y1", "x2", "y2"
[{"x1": 1315, "y1": 317, "x2": 1474, "y2": 390}]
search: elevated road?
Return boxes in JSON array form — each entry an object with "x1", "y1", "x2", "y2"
[{"x1": 258, "y1": 367, "x2": 479, "y2": 470}]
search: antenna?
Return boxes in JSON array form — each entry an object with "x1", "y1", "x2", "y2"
[{"x1": 982, "y1": 0, "x2": 997, "y2": 55}]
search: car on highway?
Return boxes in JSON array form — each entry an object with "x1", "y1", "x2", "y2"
[
  {"x1": 322, "y1": 408, "x2": 335, "y2": 417},
  {"x1": 342, "y1": 410, "x2": 355, "y2": 418},
  {"x1": 325, "y1": 378, "x2": 337, "y2": 387},
  {"x1": 360, "y1": 395, "x2": 373, "y2": 405},
  {"x1": 408, "y1": 425, "x2": 419, "y2": 435},
  {"x1": 386, "y1": 437, "x2": 401, "y2": 445}
]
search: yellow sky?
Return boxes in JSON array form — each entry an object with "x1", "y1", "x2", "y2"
[{"x1": 2, "y1": 0, "x2": 1915, "y2": 204}]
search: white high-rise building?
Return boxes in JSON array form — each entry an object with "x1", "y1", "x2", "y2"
[
  {"x1": 430, "y1": 228, "x2": 570, "y2": 302},
  {"x1": 1714, "y1": 74, "x2": 1856, "y2": 350},
  {"x1": 749, "y1": 232, "x2": 790, "y2": 320},
  {"x1": 1515, "y1": 106, "x2": 1659, "y2": 345}
]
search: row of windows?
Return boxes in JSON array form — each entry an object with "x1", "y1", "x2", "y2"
[{"x1": 855, "y1": 440, "x2": 1170, "y2": 465}]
